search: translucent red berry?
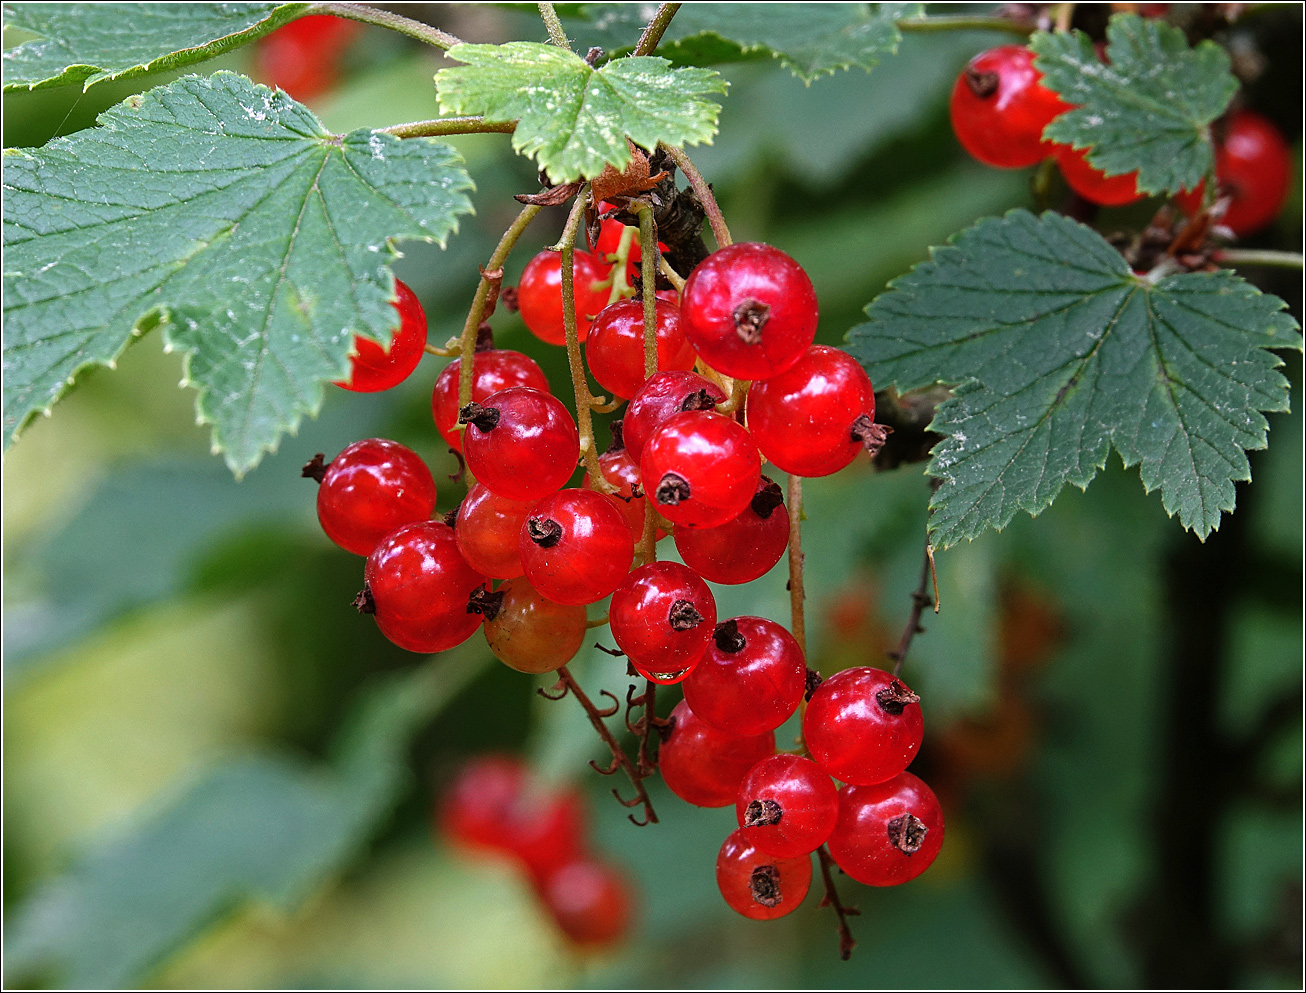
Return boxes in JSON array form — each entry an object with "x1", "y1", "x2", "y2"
[
  {"x1": 313, "y1": 439, "x2": 436, "y2": 556},
  {"x1": 673, "y1": 476, "x2": 789, "y2": 585},
  {"x1": 623, "y1": 370, "x2": 726, "y2": 463},
  {"x1": 747, "y1": 345, "x2": 878, "y2": 477},
  {"x1": 432, "y1": 349, "x2": 548, "y2": 453},
  {"x1": 716, "y1": 829, "x2": 812, "y2": 920},
  {"x1": 680, "y1": 243, "x2": 818, "y2": 380},
  {"x1": 949, "y1": 45, "x2": 1069, "y2": 169},
  {"x1": 520, "y1": 489, "x2": 635, "y2": 605},
  {"x1": 803, "y1": 667, "x2": 923, "y2": 786},
  {"x1": 659, "y1": 701, "x2": 776, "y2": 807},
  {"x1": 460, "y1": 386, "x2": 579, "y2": 501},
  {"x1": 826, "y1": 773, "x2": 945, "y2": 887},
  {"x1": 683, "y1": 617, "x2": 807, "y2": 737},
  {"x1": 585, "y1": 299, "x2": 696, "y2": 400},
  {"x1": 1175, "y1": 110, "x2": 1291, "y2": 236},
  {"x1": 255, "y1": 14, "x2": 359, "y2": 101},
  {"x1": 735, "y1": 754, "x2": 839, "y2": 858},
  {"x1": 335, "y1": 279, "x2": 428, "y2": 392},
  {"x1": 582, "y1": 441, "x2": 663, "y2": 543},
  {"x1": 609, "y1": 562, "x2": 717, "y2": 679},
  {"x1": 364, "y1": 521, "x2": 487, "y2": 653},
  {"x1": 517, "y1": 250, "x2": 611, "y2": 346},
  {"x1": 454, "y1": 483, "x2": 534, "y2": 579},
  {"x1": 640, "y1": 410, "x2": 761, "y2": 529},
  {"x1": 535, "y1": 857, "x2": 634, "y2": 946},
  {"x1": 475, "y1": 576, "x2": 587, "y2": 674},
  {"x1": 1055, "y1": 144, "x2": 1143, "y2": 206}
]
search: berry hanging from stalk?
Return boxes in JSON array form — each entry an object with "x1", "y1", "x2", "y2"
[{"x1": 335, "y1": 279, "x2": 428, "y2": 392}]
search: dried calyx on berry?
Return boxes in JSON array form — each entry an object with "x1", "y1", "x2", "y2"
[
  {"x1": 668, "y1": 599, "x2": 705, "y2": 631},
  {"x1": 875, "y1": 679, "x2": 920, "y2": 715},
  {"x1": 527, "y1": 516, "x2": 564, "y2": 547},
  {"x1": 733, "y1": 299, "x2": 771, "y2": 344},
  {"x1": 301, "y1": 452, "x2": 328, "y2": 482},
  {"x1": 887, "y1": 812, "x2": 929, "y2": 854},
  {"x1": 744, "y1": 798, "x2": 783, "y2": 827},
  {"x1": 655, "y1": 472, "x2": 691, "y2": 506},
  {"x1": 750, "y1": 478, "x2": 784, "y2": 519},
  {"x1": 458, "y1": 402, "x2": 501, "y2": 432},
  {"x1": 466, "y1": 585, "x2": 505, "y2": 620},
  {"x1": 850, "y1": 414, "x2": 893, "y2": 456},
  {"x1": 713, "y1": 619, "x2": 747, "y2": 653},
  {"x1": 749, "y1": 864, "x2": 783, "y2": 907}
]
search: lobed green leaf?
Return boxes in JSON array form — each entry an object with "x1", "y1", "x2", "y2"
[
  {"x1": 435, "y1": 41, "x2": 726, "y2": 182},
  {"x1": 1, "y1": 2, "x2": 309, "y2": 92},
  {"x1": 847, "y1": 210, "x2": 1301, "y2": 547},
  {"x1": 2, "y1": 71, "x2": 474, "y2": 475},
  {"x1": 1031, "y1": 12, "x2": 1239, "y2": 195}
]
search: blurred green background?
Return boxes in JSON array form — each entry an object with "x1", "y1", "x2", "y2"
[{"x1": 3, "y1": 4, "x2": 1301, "y2": 988}]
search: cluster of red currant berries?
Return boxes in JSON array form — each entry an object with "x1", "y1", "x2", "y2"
[
  {"x1": 950, "y1": 39, "x2": 1290, "y2": 231},
  {"x1": 308, "y1": 201, "x2": 944, "y2": 925},
  {"x1": 439, "y1": 755, "x2": 633, "y2": 946}
]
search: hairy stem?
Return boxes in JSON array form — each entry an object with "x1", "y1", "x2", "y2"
[
  {"x1": 636, "y1": 202, "x2": 658, "y2": 378},
  {"x1": 787, "y1": 474, "x2": 807, "y2": 657},
  {"x1": 538, "y1": 2, "x2": 570, "y2": 48},
  {"x1": 381, "y1": 117, "x2": 516, "y2": 139},
  {"x1": 816, "y1": 845, "x2": 860, "y2": 961},
  {"x1": 1213, "y1": 248, "x2": 1305, "y2": 270},
  {"x1": 896, "y1": 14, "x2": 1034, "y2": 35},
  {"x1": 663, "y1": 145, "x2": 732, "y2": 248},
  {"x1": 633, "y1": 3, "x2": 683, "y2": 56},
  {"x1": 311, "y1": 3, "x2": 463, "y2": 49}
]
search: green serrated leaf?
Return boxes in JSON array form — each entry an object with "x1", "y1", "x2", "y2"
[
  {"x1": 2, "y1": 71, "x2": 474, "y2": 475},
  {"x1": 1, "y1": 2, "x2": 309, "y2": 92},
  {"x1": 1031, "y1": 12, "x2": 1239, "y2": 195},
  {"x1": 846, "y1": 210, "x2": 1301, "y2": 548},
  {"x1": 435, "y1": 41, "x2": 726, "y2": 182},
  {"x1": 563, "y1": 3, "x2": 920, "y2": 83},
  {"x1": 3, "y1": 650, "x2": 491, "y2": 989}
]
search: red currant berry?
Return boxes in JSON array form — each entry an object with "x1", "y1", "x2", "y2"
[
  {"x1": 826, "y1": 773, "x2": 945, "y2": 887},
  {"x1": 1055, "y1": 144, "x2": 1143, "y2": 206},
  {"x1": 460, "y1": 387, "x2": 579, "y2": 502},
  {"x1": 747, "y1": 345, "x2": 878, "y2": 477},
  {"x1": 454, "y1": 483, "x2": 534, "y2": 579},
  {"x1": 640, "y1": 410, "x2": 761, "y2": 529},
  {"x1": 735, "y1": 754, "x2": 839, "y2": 859},
  {"x1": 473, "y1": 577, "x2": 587, "y2": 674},
  {"x1": 949, "y1": 45, "x2": 1069, "y2": 169},
  {"x1": 609, "y1": 562, "x2": 717, "y2": 677},
  {"x1": 582, "y1": 440, "x2": 664, "y2": 543},
  {"x1": 683, "y1": 617, "x2": 807, "y2": 737},
  {"x1": 520, "y1": 489, "x2": 635, "y2": 605},
  {"x1": 680, "y1": 243, "x2": 818, "y2": 380},
  {"x1": 335, "y1": 279, "x2": 428, "y2": 392},
  {"x1": 716, "y1": 829, "x2": 812, "y2": 920},
  {"x1": 535, "y1": 857, "x2": 634, "y2": 946},
  {"x1": 659, "y1": 701, "x2": 776, "y2": 807},
  {"x1": 432, "y1": 349, "x2": 548, "y2": 453},
  {"x1": 623, "y1": 370, "x2": 726, "y2": 463},
  {"x1": 804, "y1": 667, "x2": 923, "y2": 786},
  {"x1": 585, "y1": 299, "x2": 697, "y2": 400},
  {"x1": 1175, "y1": 110, "x2": 1291, "y2": 236},
  {"x1": 673, "y1": 476, "x2": 789, "y2": 585},
  {"x1": 517, "y1": 250, "x2": 611, "y2": 346},
  {"x1": 312, "y1": 439, "x2": 436, "y2": 556},
  {"x1": 255, "y1": 14, "x2": 358, "y2": 101},
  {"x1": 365, "y1": 521, "x2": 487, "y2": 653}
]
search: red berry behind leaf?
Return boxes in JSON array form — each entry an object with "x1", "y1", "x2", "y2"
[
  {"x1": 335, "y1": 279, "x2": 428, "y2": 392},
  {"x1": 949, "y1": 45, "x2": 1070, "y2": 169},
  {"x1": 1055, "y1": 145, "x2": 1144, "y2": 206}
]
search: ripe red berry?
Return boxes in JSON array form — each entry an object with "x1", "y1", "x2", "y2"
[
  {"x1": 949, "y1": 45, "x2": 1069, "y2": 169},
  {"x1": 735, "y1": 755, "x2": 839, "y2": 858},
  {"x1": 623, "y1": 370, "x2": 726, "y2": 463},
  {"x1": 747, "y1": 345, "x2": 878, "y2": 477},
  {"x1": 826, "y1": 773, "x2": 945, "y2": 887},
  {"x1": 582, "y1": 442, "x2": 663, "y2": 543},
  {"x1": 673, "y1": 476, "x2": 789, "y2": 585},
  {"x1": 803, "y1": 667, "x2": 923, "y2": 786},
  {"x1": 432, "y1": 349, "x2": 549, "y2": 453},
  {"x1": 1175, "y1": 110, "x2": 1291, "y2": 236},
  {"x1": 364, "y1": 521, "x2": 487, "y2": 653},
  {"x1": 585, "y1": 299, "x2": 697, "y2": 400},
  {"x1": 659, "y1": 701, "x2": 776, "y2": 807},
  {"x1": 609, "y1": 562, "x2": 717, "y2": 678},
  {"x1": 716, "y1": 829, "x2": 812, "y2": 920},
  {"x1": 474, "y1": 576, "x2": 587, "y2": 674},
  {"x1": 255, "y1": 14, "x2": 359, "y2": 101},
  {"x1": 680, "y1": 243, "x2": 818, "y2": 380},
  {"x1": 517, "y1": 250, "x2": 612, "y2": 346},
  {"x1": 335, "y1": 279, "x2": 428, "y2": 392},
  {"x1": 1054, "y1": 144, "x2": 1143, "y2": 206},
  {"x1": 535, "y1": 857, "x2": 634, "y2": 947},
  {"x1": 640, "y1": 410, "x2": 761, "y2": 529},
  {"x1": 683, "y1": 617, "x2": 807, "y2": 737},
  {"x1": 460, "y1": 387, "x2": 579, "y2": 501},
  {"x1": 520, "y1": 489, "x2": 635, "y2": 605},
  {"x1": 454, "y1": 483, "x2": 534, "y2": 579},
  {"x1": 313, "y1": 439, "x2": 436, "y2": 556}
]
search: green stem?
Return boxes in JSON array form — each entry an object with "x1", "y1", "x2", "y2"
[
  {"x1": 663, "y1": 145, "x2": 731, "y2": 248},
  {"x1": 311, "y1": 3, "x2": 463, "y2": 49},
  {"x1": 787, "y1": 474, "x2": 807, "y2": 658},
  {"x1": 633, "y1": 3, "x2": 683, "y2": 56},
  {"x1": 635, "y1": 203, "x2": 658, "y2": 379},
  {"x1": 896, "y1": 14, "x2": 1033, "y2": 35},
  {"x1": 1212, "y1": 248, "x2": 1305, "y2": 270},
  {"x1": 538, "y1": 2, "x2": 570, "y2": 48},
  {"x1": 381, "y1": 117, "x2": 516, "y2": 139}
]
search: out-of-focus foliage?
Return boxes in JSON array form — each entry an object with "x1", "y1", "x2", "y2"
[{"x1": 3, "y1": 4, "x2": 1301, "y2": 990}]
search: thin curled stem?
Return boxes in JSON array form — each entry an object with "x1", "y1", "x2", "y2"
[
  {"x1": 311, "y1": 3, "x2": 463, "y2": 49},
  {"x1": 888, "y1": 536, "x2": 938, "y2": 677},
  {"x1": 663, "y1": 145, "x2": 731, "y2": 248},
  {"x1": 816, "y1": 846, "x2": 861, "y2": 961},
  {"x1": 381, "y1": 117, "x2": 516, "y2": 139},
  {"x1": 632, "y1": 3, "x2": 683, "y2": 56}
]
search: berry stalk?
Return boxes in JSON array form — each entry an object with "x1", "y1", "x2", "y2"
[
  {"x1": 537, "y1": 2, "x2": 570, "y2": 49},
  {"x1": 664, "y1": 145, "x2": 732, "y2": 249},
  {"x1": 816, "y1": 845, "x2": 860, "y2": 961},
  {"x1": 786, "y1": 474, "x2": 807, "y2": 657},
  {"x1": 632, "y1": 3, "x2": 683, "y2": 56},
  {"x1": 887, "y1": 537, "x2": 939, "y2": 677}
]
